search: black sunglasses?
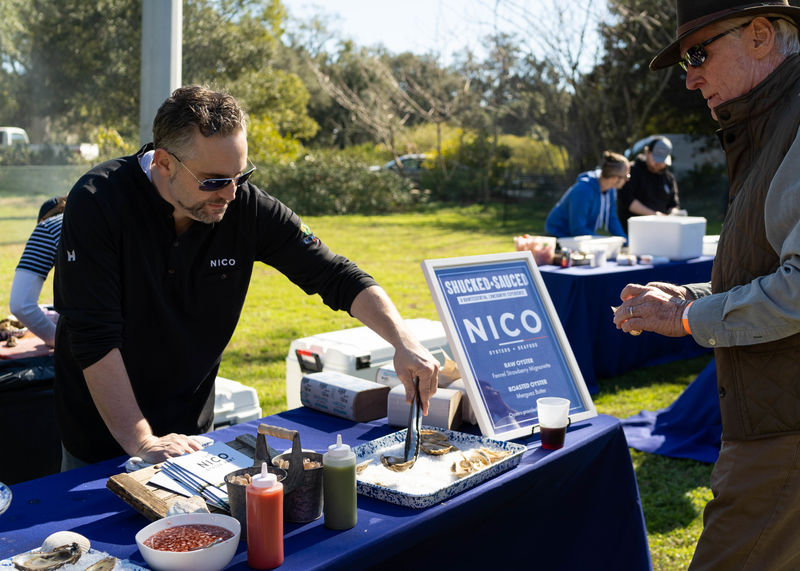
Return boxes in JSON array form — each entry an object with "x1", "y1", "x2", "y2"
[
  {"x1": 167, "y1": 150, "x2": 256, "y2": 191},
  {"x1": 679, "y1": 20, "x2": 752, "y2": 71}
]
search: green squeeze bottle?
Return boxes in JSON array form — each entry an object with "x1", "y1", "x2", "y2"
[{"x1": 322, "y1": 434, "x2": 357, "y2": 530}]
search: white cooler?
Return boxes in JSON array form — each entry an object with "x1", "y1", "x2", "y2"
[
  {"x1": 213, "y1": 376, "x2": 263, "y2": 428},
  {"x1": 284, "y1": 318, "x2": 450, "y2": 410},
  {"x1": 628, "y1": 215, "x2": 707, "y2": 260}
]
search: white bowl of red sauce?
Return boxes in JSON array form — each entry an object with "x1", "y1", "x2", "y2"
[{"x1": 135, "y1": 513, "x2": 241, "y2": 571}]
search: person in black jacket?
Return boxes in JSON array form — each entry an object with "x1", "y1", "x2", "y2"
[
  {"x1": 617, "y1": 136, "x2": 681, "y2": 233},
  {"x1": 54, "y1": 85, "x2": 439, "y2": 467}
]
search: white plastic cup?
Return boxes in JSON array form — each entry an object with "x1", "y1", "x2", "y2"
[
  {"x1": 537, "y1": 397, "x2": 570, "y2": 450},
  {"x1": 592, "y1": 248, "x2": 607, "y2": 267}
]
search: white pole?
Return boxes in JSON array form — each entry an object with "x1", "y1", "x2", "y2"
[{"x1": 139, "y1": 0, "x2": 182, "y2": 146}]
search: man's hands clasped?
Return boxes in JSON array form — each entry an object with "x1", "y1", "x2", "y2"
[{"x1": 613, "y1": 281, "x2": 693, "y2": 337}]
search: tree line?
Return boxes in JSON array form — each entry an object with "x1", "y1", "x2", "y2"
[{"x1": 0, "y1": 0, "x2": 725, "y2": 208}]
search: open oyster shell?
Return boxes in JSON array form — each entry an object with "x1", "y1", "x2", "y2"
[{"x1": 11, "y1": 543, "x2": 81, "y2": 571}]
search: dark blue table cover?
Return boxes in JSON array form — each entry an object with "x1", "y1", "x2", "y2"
[
  {"x1": 622, "y1": 358, "x2": 721, "y2": 464},
  {"x1": 0, "y1": 409, "x2": 652, "y2": 571},
  {"x1": 538, "y1": 256, "x2": 714, "y2": 393}
]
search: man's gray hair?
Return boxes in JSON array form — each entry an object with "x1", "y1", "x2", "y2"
[
  {"x1": 773, "y1": 17, "x2": 800, "y2": 57},
  {"x1": 724, "y1": 15, "x2": 800, "y2": 57}
]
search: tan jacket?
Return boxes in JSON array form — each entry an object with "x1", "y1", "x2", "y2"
[{"x1": 686, "y1": 53, "x2": 800, "y2": 440}]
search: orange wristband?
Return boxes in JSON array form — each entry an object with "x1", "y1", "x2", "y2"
[{"x1": 682, "y1": 301, "x2": 694, "y2": 335}]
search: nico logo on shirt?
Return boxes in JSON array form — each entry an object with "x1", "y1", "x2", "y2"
[{"x1": 210, "y1": 258, "x2": 236, "y2": 268}]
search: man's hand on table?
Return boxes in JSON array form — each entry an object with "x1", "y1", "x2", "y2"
[
  {"x1": 134, "y1": 433, "x2": 204, "y2": 464},
  {"x1": 613, "y1": 281, "x2": 691, "y2": 337}
]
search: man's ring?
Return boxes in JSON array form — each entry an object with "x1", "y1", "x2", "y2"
[{"x1": 629, "y1": 306, "x2": 634, "y2": 317}]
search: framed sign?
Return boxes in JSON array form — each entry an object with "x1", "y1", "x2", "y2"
[{"x1": 422, "y1": 251, "x2": 596, "y2": 440}]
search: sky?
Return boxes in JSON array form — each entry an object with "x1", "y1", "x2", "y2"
[
  {"x1": 281, "y1": 0, "x2": 607, "y2": 68},
  {"x1": 282, "y1": 0, "x2": 505, "y2": 61}
]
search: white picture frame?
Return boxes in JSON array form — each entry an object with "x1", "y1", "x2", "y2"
[{"x1": 422, "y1": 251, "x2": 596, "y2": 441}]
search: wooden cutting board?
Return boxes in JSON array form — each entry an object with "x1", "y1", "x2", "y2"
[
  {"x1": 106, "y1": 433, "x2": 258, "y2": 521},
  {"x1": 0, "y1": 332, "x2": 52, "y2": 360}
]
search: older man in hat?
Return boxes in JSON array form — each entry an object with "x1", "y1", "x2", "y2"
[
  {"x1": 617, "y1": 135, "x2": 681, "y2": 233},
  {"x1": 612, "y1": 1, "x2": 800, "y2": 568}
]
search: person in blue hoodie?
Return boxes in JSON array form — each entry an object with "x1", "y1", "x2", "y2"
[{"x1": 545, "y1": 151, "x2": 629, "y2": 239}]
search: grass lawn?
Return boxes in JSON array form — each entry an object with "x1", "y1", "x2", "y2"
[{"x1": 0, "y1": 186, "x2": 723, "y2": 570}]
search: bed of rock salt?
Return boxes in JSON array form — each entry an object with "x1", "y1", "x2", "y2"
[{"x1": 356, "y1": 442, "x2": 479, "y2": 495}]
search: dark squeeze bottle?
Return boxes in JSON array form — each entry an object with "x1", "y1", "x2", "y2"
[{"x1": 322, "y1": 434, "x2": 357, "y2": 530}]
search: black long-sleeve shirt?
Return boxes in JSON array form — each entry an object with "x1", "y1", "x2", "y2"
[
  {"x1": 617, "y1": 156, "x2": 679, "y2": 233},
  {"x1": 54, "y1": 145, "x2": 376, "y2": 462}
]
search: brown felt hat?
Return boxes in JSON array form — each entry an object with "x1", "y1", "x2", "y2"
[{"x1": 650, "y1": 0, "x2": 800, "y2": 70}]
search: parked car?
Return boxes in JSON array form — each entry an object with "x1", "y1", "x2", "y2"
[
  {"x1": 370, "y1": 153, "x2": 428, "y2": 181},
  {"x1": 0, "y1": 126, "x2": 99, "y2": 161},
  {"x1": 0, "y1": 126, "x2": 29, "y2": 146}
]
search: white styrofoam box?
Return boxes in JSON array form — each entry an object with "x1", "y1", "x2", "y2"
[
  {"x1": 214, "y1": 376, "x2": 262, "y2": 428},
  {"x1": 703, "y1": 235, "x2": 719, "y2": 257},
  {"x1": 557, "y1": 235, "x2": 625, "y2": 260},
  {"x1": 628, "y1": 216, "x2": 707, "y2": 260},
  {"x1": 285, "y1": 318, "x2": 450, "y2": 410}
]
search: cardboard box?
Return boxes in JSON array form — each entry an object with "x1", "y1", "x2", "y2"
[
  {"x1": 628, "y1": 216, "x2": 707, "y2": 260},
  {"x1": 378, "y1": 363, "x2": 475, "y2": 426},
  {"x1": 300, "y1": 371, "x2": 390, "y2": 422},
  {"x1": 285, "y1": 318, "x2": 450, "y2": 410},
  {"x1": 387, "y1": 384, "x2": 463, "y2": 430},
  {"x1": 447, "y1": 379, "x2": 478, "y2": 424}
]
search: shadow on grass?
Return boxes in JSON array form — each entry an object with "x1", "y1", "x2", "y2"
[
  {"x1": 597, "y1": 354, "x2": 714, "y2": 397},
  {"x1": 635, "y1": 451, "x2": 714, "y2": 534},
  {"x1": 595, "y1": 354, "x2": 717, "y2": 536}
]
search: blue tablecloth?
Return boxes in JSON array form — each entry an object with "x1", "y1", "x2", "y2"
[
  {"x1": 538, "y1": 256, "x2": 714, "y2": 392},
  {"x1": 0, "y1": 409, "x2": 652, "y2": 571},
  {"x1": 622, "y1": 358, "x2": 721, "y2": 464}
]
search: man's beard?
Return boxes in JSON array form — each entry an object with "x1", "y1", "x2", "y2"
[
  {"x1": 168, "y1": 171, "x2": 228, "y2": 223},
  {"x1": 178, "y1": 197, "x2": 228, "y2": 223}
]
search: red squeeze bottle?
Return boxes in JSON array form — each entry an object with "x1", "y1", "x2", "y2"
[{"x1": 246, "y1": 462, "x2": 284, "y2": 569}]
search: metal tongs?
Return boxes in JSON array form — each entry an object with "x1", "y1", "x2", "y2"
[{"x1": 381, "y1": 376, "x2": 421, "y2": 472}]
